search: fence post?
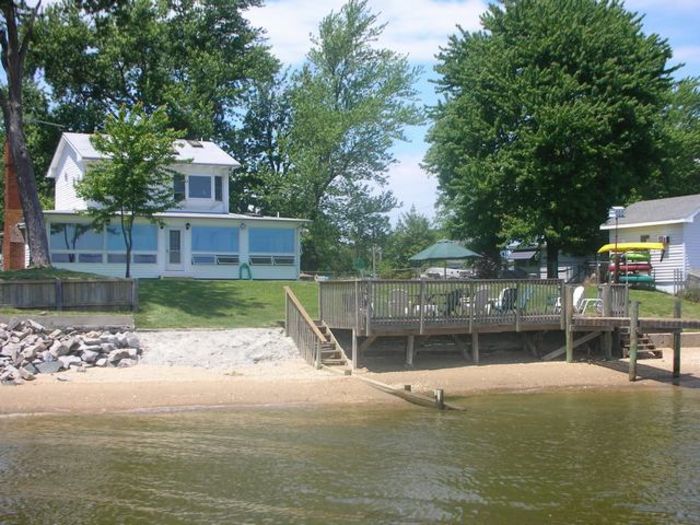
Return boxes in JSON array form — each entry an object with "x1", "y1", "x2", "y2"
[
  {"x1": 365, "y1": 280, "x2": 372, "y2": 336},
  {"x1": 131, "y1": 278, "x2": 139, "y2": 312},
  {"x1": 318, "y1": 282, "x2": 323, "y2": 323},
  {"x1": 629, "y1": 301, "x2": 639, "y2": 381},
  {"x1": 284, "y1": 289, "x2": 289, "y2": 337},
  {"x1": 55, "y1": 279, "x2": 63, "y2": 311},
  {"x1": 602, "y1": 284, "x2": 612, "y2": 360},
  {"x1": 419, "y1": 279, "x2": 425, "y2": 335},
  {"x1": 559, "y1": 280, "x2": 566, "y2": 330},
  {"x1": 354, "y1": 280, "x2": 360, "y2": 332},
  {"x1": 468, "y1": 281, "x2": 474, "y2": 334},
  {"x1": 673, "y1": 297, "x2": 682, "y2": 379},
  {"x1": 565, "y1": 285, "x2": 574, "y2": 363}
]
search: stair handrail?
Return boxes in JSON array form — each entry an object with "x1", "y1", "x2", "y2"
[
  {"x1": 284, "y1": 286, "x2": 326, "y2": 368},
  {"x1": 284, "y1": 286, "x2": 326, "y2": 340}
]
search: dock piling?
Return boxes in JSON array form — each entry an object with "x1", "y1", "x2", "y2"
[
  {"x1": 673, "y1": 297, "x2": 682, "y2": 380},
  {"x1": 629, "y1": 301, "x2": 639, "y2": 381}
]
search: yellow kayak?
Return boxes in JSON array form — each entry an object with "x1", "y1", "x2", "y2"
[{"x1": 597, "y1": 242, "x2": 665, "y2": 254}]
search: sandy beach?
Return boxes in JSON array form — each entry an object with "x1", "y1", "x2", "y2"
[{"x1": 2, "y1": 332, "x2": 699, "y2": 415}]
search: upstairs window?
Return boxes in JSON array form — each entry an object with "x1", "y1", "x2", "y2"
[
  {"x1": 215, "y1": 176, "x2": 223, "y2": 202},
  {"x1": 173, "y1": 174, "x2": 185, "y2": 201},
  {"x1": 189, "y1": 175, "x2": 211, "y2": 198}
]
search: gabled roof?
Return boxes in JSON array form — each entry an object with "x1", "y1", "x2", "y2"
[
  {"x1": 47, "y1": 132, "x2": 240, "y2": 178},
  {"x1": 600, "y1": 194, "x2": 700, "y2": 230}
]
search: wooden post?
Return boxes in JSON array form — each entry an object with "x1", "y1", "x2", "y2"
[
  {"x1": 419, "y1": 279, "x2": 425, "y2": 335},
  {"x1": 629, "y1": 301, "x2": 639, "y2": 381},
  {"x1": 314, "y1": 339, "x2": 321, "y2": 369},
  {"x1": 54, "y1": 279, "x2": 63, "y2": 311},
  {"x1": 559, "y1": 280, "x2": 566, "y2": 330},
  {"x1": 468, "y1": 281, "x2": 474, "y2": 334},
  {"x1": 405, "y1": 335, "x2": 415, "y2": 367},
  {"x1": 318, "y1": 282, "x2": 324, "y2": 323},
  {"x1": 471, "y1": 330, "x2": 479, "y2": 364},
  {"x1": 434, "y1": 388, "x2": 445, "y2": 410},
  {"x1": 365, "y1": 281, "x2": 372, "y2": 336},
  {"x1": 354, "y1": 280, "x2": 359, "y2": 332},
  {"x1": 404, "y1": 384, "x2": 412, "y2": 392},
  {"x1": 602, "y1": 284, "x2": 612, "y2": 360},
  {"x1": 515, "y1": 281, "x2": 521, "y2": 332},
  {"x1": 284, "y1": 290, "x2": 289, "y2": 337},
  {"x1": 565, "y1": 285, "x2": 574, "y2": 363},
  {"x1": 351, "y1": 329, "x2": 358, "y2": 370},
  {"x1": 673, "y1": 297, "x2": 682, "y2": 379}
]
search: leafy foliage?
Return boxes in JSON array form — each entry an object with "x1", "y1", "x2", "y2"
[
  {"x1": 381, "y1": 206, "x2": 438, "y2": 276},
  {"x1": 425, "y1": 0, "x2": 676, "y2": 276},
  {"x1": 75, "y1": 105, "x2": 183, "y2": 277}
]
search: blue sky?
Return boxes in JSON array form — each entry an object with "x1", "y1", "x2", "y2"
[{"x1": 246, "y1": 0, "x2": 700, "y2": 224}]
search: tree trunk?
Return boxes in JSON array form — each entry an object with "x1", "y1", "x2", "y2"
[
  {"x1": 5, "y1": 106, "x2": 50, "y2": 267},
  {"x1": 546, "y1": 239, "x2": 560, "y2": 279},
  {"x1": 1, "y1": 1, "x2": 51, "y2": 268}
]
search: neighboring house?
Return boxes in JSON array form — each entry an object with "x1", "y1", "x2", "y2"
[
  {"x1": 44, "y1": 132, "x2": 305, "y2": 279},
  {"x1": 599, "y1": 194, "x2": 700, "y2": 293}
]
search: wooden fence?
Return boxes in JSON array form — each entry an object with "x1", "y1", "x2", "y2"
[
  {"x1": 0, "y1": 279, "x2": 138, "y2": 311},
  {"x1": 285, "y1": 286, "x2": 324, "y2": 368}
]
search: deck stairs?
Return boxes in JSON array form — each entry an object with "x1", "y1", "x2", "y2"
[
  {"x1": 315, "y1": 321, "x2": 349, "y2": 368},
  {"x1": 619, "y1": 327, "x2": 662, "y2": 359}
]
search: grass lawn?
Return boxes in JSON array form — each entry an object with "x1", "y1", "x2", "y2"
[
  {"x1": 136, "y1": 279, "x2": 319, "y2": 329},
  {"x1": 0, "y1": 267, "x2": 109, "y2": 280},
  {"x1": 586, "y1": 286, "x2": 700, "y2": 320}
]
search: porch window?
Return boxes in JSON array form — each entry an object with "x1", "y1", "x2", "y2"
[
  {"x1": 106, "y1": 224, "x2": 158, "y2": 264},
  {"x1": 188, "y1": 175, "x2": 212, "y2": 198},
  {"x1": 248, "y1": 227, "x2": 296, "y2": 266},
  {"x1": 49, "y1": 223, "x2": 103, "y2": 264},
  {"x1": 191, "y1": 226, "x2": 239, "y2": 265}
]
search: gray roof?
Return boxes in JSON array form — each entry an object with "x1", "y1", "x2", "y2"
[{"x1": 600, "y1": 194, "x2": 700, "y2": 229}]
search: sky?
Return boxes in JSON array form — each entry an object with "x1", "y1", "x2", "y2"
[{"x1": 245, "y1": 0, "x2": 700, "y2": 225}]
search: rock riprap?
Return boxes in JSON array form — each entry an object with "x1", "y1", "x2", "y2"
[{"x1": 0, "y1": 320, "x2": 141, "y2": 385}]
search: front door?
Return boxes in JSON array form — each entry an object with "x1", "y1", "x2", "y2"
[{"x1": 166, "y1": 228, "x2": 184, "y2": 271}]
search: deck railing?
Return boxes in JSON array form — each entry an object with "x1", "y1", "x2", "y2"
[
  {"x1": 319, "y1": 278, "x2": 571, "y2": 334},
  {"x1": 285, "y1": 286, "x2": 325, "y2": 368}
]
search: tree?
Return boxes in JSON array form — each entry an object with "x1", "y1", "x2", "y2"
[
  {"x1": 76, "y1": 105, "x2": 183, "y2": 277},
  {"x1": 0, "y1": 0, "x2": 50, "y2": 266},
  {"x1": 425, "y1": 0, "x2": 675, "y2": 277},
  {"x1": 256, "y1": 0, "x2": 422, "y2": 270},
  {"x1": 32, "y1": 0, "x2": 278, "y2": 144},
  {"x1": 383, "y1": 206, "x2": 437, "y2": 274}
]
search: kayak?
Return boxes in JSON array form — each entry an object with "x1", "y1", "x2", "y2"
[
  {"x1": 618, "y1": 274, "x2": 655, "y2": 284},
  {"x1": 597, "y1": 242, "x2": 664, "y2": 254},
  {"x1": 622, "y1": 252, "x2": 651, "y2": 262},
  {"x1": 608, "y1": 262, "x2": 652, "y2": 272}
]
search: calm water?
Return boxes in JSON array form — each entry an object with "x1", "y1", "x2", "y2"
[{"x1": 1, "y1": 390, "x2": 699, "y2": 524}]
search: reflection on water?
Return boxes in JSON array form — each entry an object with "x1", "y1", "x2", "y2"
[{"x1": 1, "y1": 390, "x2": 699, "y2": 524}]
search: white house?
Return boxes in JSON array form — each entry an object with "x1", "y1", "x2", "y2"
[
  {"x1": 600, "y1": 194, "x2": 700, "y2": 292},
  {"x1": 44, "y1": 132, "x2": 306, "y2": 279}
]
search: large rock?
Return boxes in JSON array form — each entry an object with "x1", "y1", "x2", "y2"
[
  {"x1": 19, "y1": 367, "x2": 36, "y2": 381},
  {"x1": 48, "y1": 329, "x2": 63, "y2": 339},
  {"x1": 58, "y1": 355, "x2": 82, "y2": 370},
  {"x1": 95, "y1": 358, "x2": 108, "y2": 367},
  {"x1": 107, "y1": 348, "x2": 132, "y2": 363},
  {"x1": 26, "y1": 319, "x2": 47, "y2": 333},
  {"x1": 81, "y1": 349, "x2": 99, "y2": 363},
  {"x1": 82, "y1": 338, "x2": 102, "y2": 346},
  {"x1": 36, "y1": 361, "x2": 62, "y2": 374},
  {"x1": 23, "y1": 362, "x2": 40, "y2": 375},
  {"x1": 100, "y1": 343, "x2": 116, "y2": 353},
  {"x1": 49, "y1": 340, "x2": 70, "y2": 358},
  {"x1": 21, "y1": 344, "x2": 41, "y2": 361},
  {"x1": 125, "y1": 333, "x2": 140, "y2": 348},
  {"x1": 117, "y1": 358, "x2": 137, "y2": 368},
  {"x1": 1, "y1": 342, "x2": 21, "y2": 358}
]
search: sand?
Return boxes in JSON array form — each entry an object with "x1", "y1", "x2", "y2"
[{"x1": 2, "y1": 328, "x2": 699, "y2": 415}]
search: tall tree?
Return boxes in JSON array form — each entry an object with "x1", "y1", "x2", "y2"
[
  {"x1": 425, "y1": 0, "x2": 675, "y2": 276},
  {"x1": 0, "y1": 0, "x2": 50, "y2": 266},
  {"x1": 76, "y1": 105, "x2": 183, "y2": 277},
  {"x1": 257, "y1": 0, "x2": 422, "y2": 270},
  {"x1": 383, "y1": 206, "x2": 438, "y2": 273}
]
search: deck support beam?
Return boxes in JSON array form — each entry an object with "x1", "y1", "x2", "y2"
[
  {"x1": 405, "y1": 335, "x2": 415, "y2": 367},
  {"x1": 351, "y1": 329, "x2": 358, "y2": 370},
  {"x1": 451, "y1": 335, "x2": 470, "y2": 360},
  {"x1": 602, "y1": 285, "x2": 612, "y2": 360},
  {"x1": 471, "y1": 330, "x2": 479, "y2": 364},
  {"x1": 565, "y1": 286, "x2": 574, "y2": 363}
]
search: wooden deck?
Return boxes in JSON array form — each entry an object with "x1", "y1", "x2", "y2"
[{"x1": 316, "y1": 279, "x2": 694, "y2": 381}]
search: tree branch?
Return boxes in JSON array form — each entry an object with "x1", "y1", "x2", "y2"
[{"x1": 18, "y1": 0, "x2": 41, "y2": 70}]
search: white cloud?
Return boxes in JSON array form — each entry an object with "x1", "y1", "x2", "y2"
[
  {"x1": 385, "y1": 152, "x2": 438, "y2": 224},
  {"x1": 674, "y1": 45, "x2": 700, "y2": 63},
  {"x1": 246, "y1": 0, "x2": 487, "y2": 64}
]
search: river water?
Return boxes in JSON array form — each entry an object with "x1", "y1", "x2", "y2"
[{"x1": 1, "y1": 389, "x2": 699, "y2": 524}]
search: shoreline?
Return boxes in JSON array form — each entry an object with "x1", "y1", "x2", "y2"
[{"x1": 2, "y1": 347, "x2": 699, "y2": 416}]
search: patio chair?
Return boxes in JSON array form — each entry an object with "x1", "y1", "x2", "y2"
[
  {"x1": 471, "y1": 287, "x2": 491, "y2": 316},
  {"x1": 445, "y1": 289, "x2": 465, "y2": 316},
  {"x1": 387, "y1": 289, "x2": 410, "y2": 317},
  {"x1": 492, "y1": 287, "x2": 518, "y2": 312},
  {"x1": 554, "y1": 286, "x2": 603, "y2": 315}
]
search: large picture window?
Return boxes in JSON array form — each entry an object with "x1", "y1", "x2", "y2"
[
  {"x1": 191, "y1": 226, "x2": 239, "y2": 265},
  {"x1": 249, "y1": 228, "x2": 295, "y2": 254},
  {"x1": 188, "y1": 175, "x2": 212, "y2": 198}
]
